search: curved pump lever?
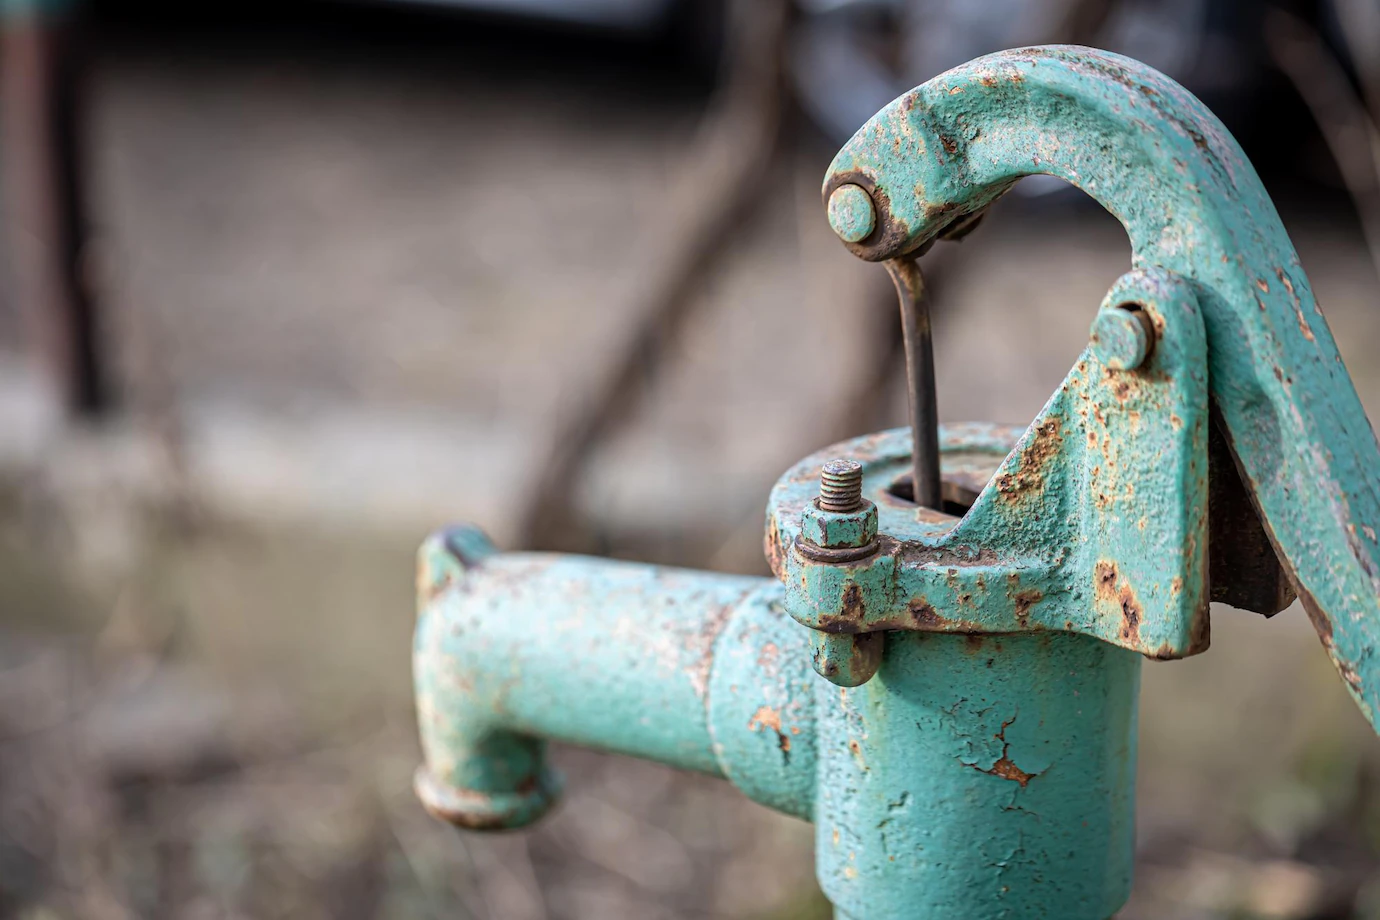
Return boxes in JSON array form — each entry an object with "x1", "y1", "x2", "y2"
[{"x1": 821, "y1": 45, "x2": 1380, "y2": 728}]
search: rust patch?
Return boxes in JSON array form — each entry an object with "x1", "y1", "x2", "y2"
[
  {"x1": 1299, "y1": 589, "x2": 1362, "y2": 696},
  {"x1": 1295, "y1": 307, "x2": 1316, "y2": 341},
  {"x1": 1278, "y1": 267, "x2": 1315, "y2": 341},
  {"x1": 964, "y1": 634, "x2": 985, "y2": 652},
  {"x1": 822, "y1": 168, "x2": 910, "y2": 261},
  {"x1": 749, "y1": 705, "x2": 793, "y2": 761},
  {"x1": 853, "y1": 594, "x2": 987, "y2": 634},
  {"x1": 1095, "y1": 561, "x2": 1142, "y2": 642},
  {"x1": 1299, "y1": 587, "x2": 1334, "y2": 643},
  {"x1": 985, "y1": 757, "x2": 1035, "y2": 787},
  {"x1": 923, "y1": 200, "x2": 960, "y2": 222},
  {"x1": 415, "y1": 769, "x2": 554, "y2": 832},
  {"x1": 1013, "y1": 588, "x2": 1042, "y2": 624},
  {"x1": 1095, "y1": 561, "x2": 1118, "y2": 597},
  {"x1": 967, "y1": 716, "x2": 1037, "y2": 787},
  {"x1": 908, "y1": 597, "x2": 944, "y2": 628},
  {"x1": 1119, "y1": 587, "x2": 1142, "y2": 642},
  {"x1": 1190, "y1": 603, "x2": 1211, "y2": 652},
  {"x1": 765, "y1": 517, "x2": 785, "y2": 576},
  {"x1": 1277, "y1": 267, "x2": 1294, "y2": 296},
  {"x1": 841, "y1": 584, "x2": 866, "y2": 621},
  {"x1": 994, "y1": 418, "x2": 1063, "y2": 499},
  {"x1": 847, "y1": 737, "x2": 867, "y2": 770}
]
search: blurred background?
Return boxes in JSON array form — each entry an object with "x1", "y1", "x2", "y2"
[{"x1": 0, "y1": 0, "x2": 1378, "y2": 917}]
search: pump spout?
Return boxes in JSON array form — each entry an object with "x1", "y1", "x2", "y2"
[{"x1": 413, "y1": 525, "x2": 818, "y2": 829}]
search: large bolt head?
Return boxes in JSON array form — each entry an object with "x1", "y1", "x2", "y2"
[
  {"x1": 1090, "y1": 305, "x2": 1155, "y2": 370},
  {"x1": 827, "y1": 184, "x2": 876, "y2": 243},
  {"x1": 809, "y1": 630, "x2": 884, "y2": 687},
  {"x1": 800, "y1": 497, "x2": 879, "y2": 549}
]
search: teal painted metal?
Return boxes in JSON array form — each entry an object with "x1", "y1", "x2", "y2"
[
  {"x1": 413, "y1": 45, "x2": 1380, "y2": 920},
  {"x1": 822, "y1": 45, "x2": 1380, "y2": 726},
  {"x1": 1089, "y1": 305, "x2": 1152, "y2": 371},
  {"x1": 817, "y1": 631, "x2": 1139, "y2": 920},
  {"x1": 415, "y1": 428, "x2": 1139, "y2": 919},
  {"x1": 826, "y1": 184, "x2": 877, "y2": 244},
  {"x1": 771, "y1": 268, "x2": 1211, "y2": 662},
  {"x1": 413, "y1": 525, "x2": 819, "y2": 826}
]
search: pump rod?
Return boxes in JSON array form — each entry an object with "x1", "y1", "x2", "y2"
[{"x1": 885, "y1": 257, "x2": 941, "y2": 510}]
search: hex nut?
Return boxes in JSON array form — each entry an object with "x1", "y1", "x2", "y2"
[{"x1": 800, "y1": 497, "x2": 879, "y2": 549}]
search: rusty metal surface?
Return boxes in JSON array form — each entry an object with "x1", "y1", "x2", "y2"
[
  {"x1": 413, "y1": 525, "x2": 820, "y2": 828},
  {"x1": 413, "y1": 45, "x2": 1380, "y2": 920},
  {"x1": 773, "y1": 269, "x2": 1212, "y2": 661},
  {"x1": 884, "y1": 257, "x2": 942, "y2": 511},
  {"x1": 814, "y1": 630, "x2": 1139, "y2": 920},
  {"x1": 416, "y1": 513, "x2": 1138, "y2": 919},
  {"x1": 820, "y1": 45, "x2": 1380, "y2": 729},
  {"x1": 1207, "y1": 408, "x2": 1296, "y2": 615}
]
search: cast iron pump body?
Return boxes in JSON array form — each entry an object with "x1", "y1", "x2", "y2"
[{"x1": 412, "y1": 46, "x2": 1380, "y2": 920}]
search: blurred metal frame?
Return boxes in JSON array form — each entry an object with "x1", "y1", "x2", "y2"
[{"x1": 1, "y1": 0, "x2": 111, "y2": 419}]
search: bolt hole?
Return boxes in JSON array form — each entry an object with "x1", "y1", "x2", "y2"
[{"x1": 885, "y1": 473, "x2": 975, "y2": 516}]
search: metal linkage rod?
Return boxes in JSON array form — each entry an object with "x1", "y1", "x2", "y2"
[{"x1": 884, "y1": 257, "x2": 941, "y2": 510}]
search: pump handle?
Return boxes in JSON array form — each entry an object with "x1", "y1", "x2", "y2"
[{"x1": 823, "y1": 46, "x2": 1380, "y2": 729}]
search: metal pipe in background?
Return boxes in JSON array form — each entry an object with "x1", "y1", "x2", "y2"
[{"x1": 1, "y1": 3, "x2": 111, "y2": 419}]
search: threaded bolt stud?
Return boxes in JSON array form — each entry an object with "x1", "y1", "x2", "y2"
[{"x1": 819, "y1": 459, "x2": 864, "y2": 512}]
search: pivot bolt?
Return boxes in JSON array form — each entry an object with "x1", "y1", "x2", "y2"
[
  {"x1": 1090, "y1": 304, "x2": 1155, "y2": 370},
  {"x1": 827, "y1": 184, "x2": 876, "y2": 243}
]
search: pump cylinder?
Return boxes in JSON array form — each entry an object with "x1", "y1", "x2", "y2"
[{"x1": 816, "y1": 630, "x2": 1140, "y2": 920}]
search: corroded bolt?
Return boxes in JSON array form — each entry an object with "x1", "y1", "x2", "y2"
[
  {"x1": 1090, "y1": 304, "x2": 1155, "y2": 371},
  {"x1": 819, "y1": 458, "x2": 864, "y2": 513},
  {"x1": 827, "y1": 184, "x2": 876, "y2": 243},
  {"x1": 803, "y1": 458, "x2": 883, "y2": 688},
  {"x1": 810, "y1": 630, "x2": 884, "y2": 688},
  {"x1": 798, "y1": 459, "x2": 878, "y2": 561}
]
